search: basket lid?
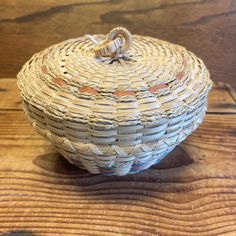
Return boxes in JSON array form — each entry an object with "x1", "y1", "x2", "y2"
[{"x1": 17, "y1": 27, "x2": 212, "y2": 127}]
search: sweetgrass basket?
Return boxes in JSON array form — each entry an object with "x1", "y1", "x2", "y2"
[{"x1": 17, "y1": 27, "x2": 212, "y2": 176}]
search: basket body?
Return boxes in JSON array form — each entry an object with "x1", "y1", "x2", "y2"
[
  {"x1": 22, "y1": 97, "x2": 207, "y2": 176},
  {"x1": 17, "y1": 27, "x2": 212, "y2": 176}
]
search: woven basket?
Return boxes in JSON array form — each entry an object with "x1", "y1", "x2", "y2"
[{"x1": 17, "y1": 27, "x2": 212, "y2": 176}]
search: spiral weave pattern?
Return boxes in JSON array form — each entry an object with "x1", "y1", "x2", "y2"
[{"x1": 17, "y1": 27, "x2": 212, "y2": 176}]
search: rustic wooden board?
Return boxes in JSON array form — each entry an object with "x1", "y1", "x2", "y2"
[
  {"x1": 0, "y1": 0, "x2": 236, "y2": 90},
  {"x1": 0, "y1": 78, "x2": 235, "y2": 235}
]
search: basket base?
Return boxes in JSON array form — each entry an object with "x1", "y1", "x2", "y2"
[{"x1": 57, "y1": 147, "x2": 174, "y2": 176}]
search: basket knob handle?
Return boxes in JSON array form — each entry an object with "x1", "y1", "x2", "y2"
[{"x1": 93, "y1": 27, "x2": 133, "y2": 58}]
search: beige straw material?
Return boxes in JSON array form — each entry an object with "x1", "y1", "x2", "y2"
[{"x1": 17, "y1": 27, "x2": 212, "y2": 176}]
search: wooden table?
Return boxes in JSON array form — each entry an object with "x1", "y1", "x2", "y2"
[
  {"x1": 0, "y1": 79, "x2": 235, "y2": 235},
  {"x1": 1, "y1": 1, "x2": 236, "y2": 235}
]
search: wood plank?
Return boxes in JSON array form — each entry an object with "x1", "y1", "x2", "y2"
[
  {"x1": 208, "y1": 83, "x2": 236, "y2": 114},
  {"x1": 0, "y1": 78, "x2": 22, "y2": 110},
  {"x1": 0, "y1": 79, "x2": 235, "y2": 235},
  {"x1": 0, "y1": 0, "x2": 236, "y2": 89}
]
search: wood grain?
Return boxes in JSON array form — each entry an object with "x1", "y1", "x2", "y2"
[
  {"x1": 0, "y1": 0, "x2": 236, "y2": 89},
  {"x1": 0, "y1": 78, "x2": 235, "y2": 235}
]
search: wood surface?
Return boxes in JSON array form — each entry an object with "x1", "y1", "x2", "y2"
[
  {"x1": 0, "y1": 79, "x2": 235, "y2": 235},
  {"x1": 0, "y1": 0, "x2": 236, "y2": 89}
]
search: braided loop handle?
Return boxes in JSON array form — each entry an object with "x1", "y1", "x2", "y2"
[{"x1": 94, "y1": 27, "x2": 132, "y2": 58}]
